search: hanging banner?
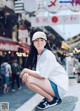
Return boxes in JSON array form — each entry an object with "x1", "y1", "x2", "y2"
[
  {"x1": 67, "y1": 0, "x2": 80, "y2": 12},
  {"x1": 44, "y1": 0, "x2": 62, "y2": 13},
  {"x1": 14, "y1": 0, "x2": 24, "y2": 13},
  {"x1": 14, "y1": 0, "x2": 80, "y2": 13},
  {"x1": 31, "y1": 15, "x2": 79, "y2": 27}
]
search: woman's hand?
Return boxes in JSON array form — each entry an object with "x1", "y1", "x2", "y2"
[
  {"x1": 20, "y1": 68, "x2": 45, "y2": 80},
  {"x1": 20, "y1": 68, "x2": 28, "y2": 78},
  {"x1": 22, "y1": 73, "x2": 29, "y2": 84}
]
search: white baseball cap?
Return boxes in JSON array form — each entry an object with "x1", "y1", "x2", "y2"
[{"x1": 32, "y1": 31, "x2": 47, "y2": 41}]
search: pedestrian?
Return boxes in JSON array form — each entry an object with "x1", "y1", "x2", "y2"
[
  {"x1": 20, "y1": 31, "x2": 69, "y2": 110},
  {"x1": 75, "y1": 58, "x2": 80, "y2": 82},
  {"x1": 11, "y1": 58, "x2": 21, "y2": 91},
  {"x1": 0, "y1": 57, "x2": 12, "y2": 93}
]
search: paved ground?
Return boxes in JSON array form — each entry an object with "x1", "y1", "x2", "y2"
[
  {"x1": 33, "y1": 78, "x2": 80, "y2": 111},
  {"x1": 16, "y1": 76, "x2": 80, "y2": 111},
  {"x1": 0, "y1": 75, "x2": 80, "y2": 111},
  {"x1": 34, "y1": 96, "x2": 78, "y2": 111},
  {"x1": 0, "y1": 82, "x2": 35, "y2": 111}
]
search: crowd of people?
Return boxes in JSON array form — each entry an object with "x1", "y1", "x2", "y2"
[{"x1": 0, "y1": 57, "x2": 21, "y2": 93}]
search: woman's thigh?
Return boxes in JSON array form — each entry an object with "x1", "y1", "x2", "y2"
[{"x1": 28, "y1": 75, "x2": 55, "y2": 96}]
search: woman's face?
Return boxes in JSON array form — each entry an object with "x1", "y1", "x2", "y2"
[{"x1": 33, "y1": 38, "x2": 46, "y2": 53}]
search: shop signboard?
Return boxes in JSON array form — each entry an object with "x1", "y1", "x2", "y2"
[
  {"x1": 14, "y1": 0, "x2": 24, "y2": 13},
  {"x1": 44, "y1": 0, "x2": 62, "y2": 13},
  {"x1": 0, "y1": 43, "x2": 18, "y2": 51},
  {"x1": 14, "y1": 0, "x2": 80, "y2": 13},
  {"x1": 18, "y1": 29, "x2": 28, "y2": 38},
  {"x1": 44, "y1": 0, "x2": 80, "y2": 12}
]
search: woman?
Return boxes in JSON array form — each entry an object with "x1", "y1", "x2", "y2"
[{"x1": 20, "y1": 31, "x2": 69, "y2": 109}]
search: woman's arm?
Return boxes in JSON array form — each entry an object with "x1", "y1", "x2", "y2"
[{"x1": 20, "y1": 68, "x2": 44, "y2": 79}]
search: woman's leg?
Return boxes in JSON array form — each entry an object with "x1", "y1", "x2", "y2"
[{"x1": 22, "y1": 73, "x2": 55, "y2": 101}]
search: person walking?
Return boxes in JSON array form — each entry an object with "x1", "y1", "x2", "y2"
[
  {"x1": 11, "y1": 59, "x2": 21, "y2": 91},
  {"x1": 20, "y1": 31, "x2": 69, "y2": 110},
  {"x1": 0, "y1": 58, "x2": 12, "y2": 93}
]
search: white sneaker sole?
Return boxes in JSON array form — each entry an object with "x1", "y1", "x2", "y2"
[{"x1": 37, "y1": 102, "x2": 57, "y2": 110}]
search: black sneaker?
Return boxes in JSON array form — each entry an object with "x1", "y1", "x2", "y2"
[
  {"x1": 57, "y1": 98, "x2": 62, "y2": 104},
  {"x1": 37, "y1": 97, "x2": 57, "y2": 110},
  {"x1": 37, "y1": 98, "x2": 46, "y2": 107},
  {"x1": 53, "y1": 97, "x2": 62, "y2": 104}
]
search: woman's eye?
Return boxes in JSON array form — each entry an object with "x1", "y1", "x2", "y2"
[
  {"x1": 40, "y1": 39, "x2": 44, "y2": 41},
  {"x1": 35, "y1": 39, "x2": 38, "y2": 42}
]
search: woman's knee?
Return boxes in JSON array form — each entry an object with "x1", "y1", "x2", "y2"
[
  {"x1": 25, "y1": 79, "x2": 34, "y2": 89},
  {"x1": 24, "y1": 75, "x2": 34, "y2": 86},
  {"x1": 27, "y1": 75, "x2": 35, "y2": 84}
]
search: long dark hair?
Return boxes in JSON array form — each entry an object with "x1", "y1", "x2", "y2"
[{"x1": 25, "y1": 42, "x2": 51, "y2": 69}]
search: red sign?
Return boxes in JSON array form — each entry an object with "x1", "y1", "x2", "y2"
[
  {"x1": 44, "y1": 0, "x2": 61, "y2": 13},
  {"x1": 0, "y1": 39, "x2": 18, "y2": 51},
  {"x1": 48, "y1": 0, "x2": 56, "y2": 7}
]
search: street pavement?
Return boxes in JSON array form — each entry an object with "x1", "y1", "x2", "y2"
[
  {"x1": 0, "y1": 81, "x2": 35, "y2": 111},
  {"x1": 33, "y1": 77, "x2": 80, "y2": 111},
  {"x1": 0, "y1": 76, "x2": 80, "y2": 111},
  {"x1": 16, "y1": 76, "x2": 80, "y2": 111}
]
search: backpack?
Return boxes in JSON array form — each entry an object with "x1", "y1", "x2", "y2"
[
  {"x1": 11, "y1": 63, "x2": 20, "y2": 74},
  {"x1": 0, "y1": 64, "x2": 7, "y2": 75}
]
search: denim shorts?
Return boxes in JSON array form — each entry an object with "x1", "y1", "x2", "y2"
[
  {"x1": 5, "y1": 77, "x2": 10, "y2": 85},
  {"x1": 49, "y1": 80, "x2": 60, "y2": 99}
]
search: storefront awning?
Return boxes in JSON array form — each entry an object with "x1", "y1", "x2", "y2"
[
  {"x1": 0, "y1": 37, "x2": 30, "y2": 53},
  {"x1": 61, "y1": 41, "x2": 70, "y2": 50},
  {"x1": 18, "y1": 43, "x2": 30, "y2": 53},
  {"x1": 0, "y1": 37, "x2": 19, "y2": 51}
]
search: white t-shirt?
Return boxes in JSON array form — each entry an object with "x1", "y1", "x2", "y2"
[
  {"x1": 4, "y1": 63, "x2": 11, "y2": 77},
  {"x1": 36, "y1": 49, "x2": 69, "y2": 99}
]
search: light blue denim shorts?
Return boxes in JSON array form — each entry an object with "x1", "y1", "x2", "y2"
[
  {"x1": 49, "y1": 80, "x2": 60, "y2": 99},
  {"x1": 5, "y1": 77, "x2": 10, "y2": 85}
]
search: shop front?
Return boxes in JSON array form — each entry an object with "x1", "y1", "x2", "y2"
[
  {"x1": 0, "y1": 38, "x2": 30, "y2": 68},
  {"x1": 0, "y1": 39, "x2": 18, "y2": 64}
]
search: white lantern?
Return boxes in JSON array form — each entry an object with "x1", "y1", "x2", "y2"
[{"x1": 24, "y1": 0, "x2": 39, "y2": 12}]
